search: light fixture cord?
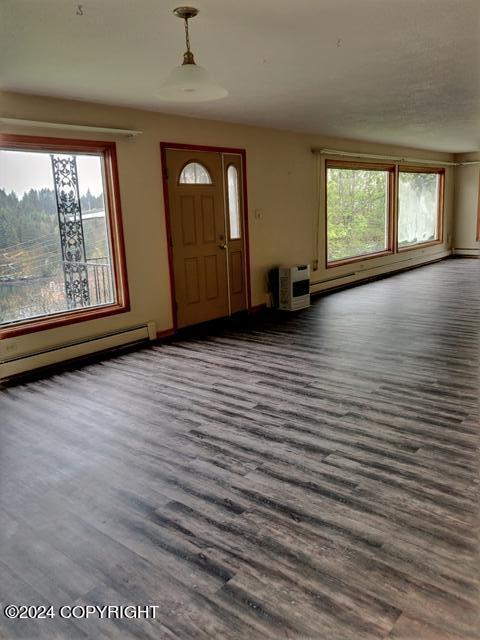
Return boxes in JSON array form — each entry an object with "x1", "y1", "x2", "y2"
[
  {"x1": 184, "y1": 18, "x2": 191, "y2": 53},
  {"x1": 182, "y1": 15, "x2": 195, "y2": 64}
]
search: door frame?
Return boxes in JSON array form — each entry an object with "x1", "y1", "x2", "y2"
[{"x1": 160, "y1": 142, "x2": 252, "y2": 330}]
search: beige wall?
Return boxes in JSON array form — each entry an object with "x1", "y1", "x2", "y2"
[
  {"x1": 453, "y1": 153, "x2": 480, "y2": 254},
  {"x1": 0, "y1": 91, "x2": 455, "y2": 364}
]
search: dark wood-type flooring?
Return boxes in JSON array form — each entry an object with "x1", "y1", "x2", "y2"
[{"x1": 0, "y1": 258, "x2": 479, "y2": 639}]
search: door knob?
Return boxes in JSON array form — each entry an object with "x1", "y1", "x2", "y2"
[{"x1": 219, "y1": 243, "x2": 227, "y2": 249}]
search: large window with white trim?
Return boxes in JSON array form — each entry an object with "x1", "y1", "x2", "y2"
[{"x1": 0, "y1": 136, "x2": 129, "y2": 337}]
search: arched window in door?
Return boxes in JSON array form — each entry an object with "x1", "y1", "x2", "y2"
[{"x1": 179, "y1": 162, "x2": 212, "y2": 184}]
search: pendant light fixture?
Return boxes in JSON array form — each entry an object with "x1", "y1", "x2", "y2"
[{"x1": 158, "y1": 6, "x2": 228, "y2": 102}]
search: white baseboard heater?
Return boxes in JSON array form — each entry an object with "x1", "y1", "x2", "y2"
[
  {"x1": 452, "y1": 248, "x2": 480, "y2": 257},
  {"x1": 0, "y1": 322, "x2": 156, "y2": 381}
]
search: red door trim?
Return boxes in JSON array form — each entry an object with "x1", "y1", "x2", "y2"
[{"x1": 160, "y1": 142, "x2": 252, "y2": 331}]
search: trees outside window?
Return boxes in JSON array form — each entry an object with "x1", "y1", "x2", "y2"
[
  {"x1": 326, "y1": 162, "x2": 393, "y2": 265},
  {"x1": 326, "y1": 160, "x2": 444, "y2": 267},
  {"x1": 0, "y1": 135, "x2": 128, "y2": 338}
]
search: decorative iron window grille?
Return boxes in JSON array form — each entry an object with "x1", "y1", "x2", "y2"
[{"x1": 51, "y1": 155, "x2": 91, "y2": 309}]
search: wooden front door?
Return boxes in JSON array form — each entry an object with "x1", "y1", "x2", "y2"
[{"x1": 165, "y1": 148, "x2": 247, "y2": 328}]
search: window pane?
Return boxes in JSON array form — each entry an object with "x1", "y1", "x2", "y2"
[
  {"x1": 0, "y1": 149, "x2": 115, "y2": 327},
  {"x1": 227, "y1": 165, "x2": 241, "y2": 239},
  {"x1": 327, "y1": 167, "x2": 389, "y2": 263},
  {"x1": 398, "y1": 172, "x2": 439, "y2": 247},
  {"x1": 179, "y1": 162, "x2": 212, "y2": 184}
]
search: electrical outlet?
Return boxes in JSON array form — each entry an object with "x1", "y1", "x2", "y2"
[
  {"x1": 312, "y1": 259, "x2": 319, "y2": 271},
  {"x1": 254, "y1": 208, "x2": 263, "y2": 220}
]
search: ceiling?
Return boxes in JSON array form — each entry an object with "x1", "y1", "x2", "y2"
[{"x1": 1, "y1": 0, "x2": 479, "y2": 152}]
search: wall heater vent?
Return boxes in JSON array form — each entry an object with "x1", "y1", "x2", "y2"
[{"x1": 278, "y1": 265, "x2": 311, "y2": 311}]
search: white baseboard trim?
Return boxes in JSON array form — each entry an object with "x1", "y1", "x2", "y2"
[
  {"x1": 311, "y1": 250, "x2": 452, "y2": 294},
  {"x1": 452, "y1": 248, "x2": 480, "y2": 257},
  {"x1": 0, "y1": 323, "x2": 156, "y2": 380}
]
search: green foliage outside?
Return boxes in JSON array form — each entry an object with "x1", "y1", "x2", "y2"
[
  {"x1": 0, "y1": 188, "x2": 109, "y2": 324},
  {"x1": 327, "y1": 168, "x2": 388, "y2": 262}
]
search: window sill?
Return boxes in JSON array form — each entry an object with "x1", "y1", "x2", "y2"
[
  {"x1": 326, "y1": 250, "x2": 393, "y2": 269},
  {"x1": 0, "y1": 302, "x2": 130, "y2": 339},
  {"x1": 397, "y1": 239, "x2": 443, "y2": 253}
]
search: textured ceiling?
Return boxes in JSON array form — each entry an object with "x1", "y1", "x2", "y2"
[{"x1": 1, "y1": 0, "x2": 479, "y2": 152}]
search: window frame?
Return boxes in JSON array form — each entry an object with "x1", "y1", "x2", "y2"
[
  {"x1": 476, "y1": 171, "x2": 480, "y2": 242},
  {"x1": 0, "y1": 134, "x2": 130, "y2": 339},
  {"x1": 325, "y1": 160, "x2": 396, "y2": 268},
  {"x1": 397, "y1": 165, "x2": 445, "y2": 252}
]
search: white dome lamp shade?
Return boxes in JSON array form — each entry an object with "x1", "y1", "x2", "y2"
[{"x1": 159, "y1": 7, "x2": 228, "y2": 102}]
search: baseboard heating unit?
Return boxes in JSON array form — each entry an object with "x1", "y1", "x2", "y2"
[{"x1": 0, "y1": 322, "x2": 156, "y2": 380}]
